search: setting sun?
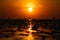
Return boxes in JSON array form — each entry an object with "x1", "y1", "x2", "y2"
[
  {"x1": 28, "y1": 8, "x2": 32, "y2": 12},
  {"x1": 16, "y1": 0, "x2": 42, "y2": 18}
]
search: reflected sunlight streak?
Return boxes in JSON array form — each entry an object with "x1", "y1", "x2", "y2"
[
  {"x1": 27, "y1": 34, "x2": 34, "y2": 40},
  {"x1": 28, "y1": 24, "x2": 32, "y2": 32}
]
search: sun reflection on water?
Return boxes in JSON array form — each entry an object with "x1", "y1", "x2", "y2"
[{"x1": 27, "y1": 34, "x2": 34, "y2": 40}]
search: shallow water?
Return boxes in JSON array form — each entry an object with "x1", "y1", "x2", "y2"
[
  {"x1": 0, "y1": 21, "x2": 54, "y2": 40},
  {"x1": 0, "y1": 28, "x2": 53, "y2": 40}
]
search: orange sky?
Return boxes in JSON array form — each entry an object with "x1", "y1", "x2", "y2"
[{"x1": 0, "y1": 0, "x2": 60, "y2": 19}]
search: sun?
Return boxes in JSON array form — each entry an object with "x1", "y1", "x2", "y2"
[{"x1": 28, "y1": 8, "x2": 32, "y2": 12}]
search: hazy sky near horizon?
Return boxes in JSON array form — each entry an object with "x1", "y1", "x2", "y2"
[{"x1": 0, "y1": 0, "x2": 60, "y2": 19}]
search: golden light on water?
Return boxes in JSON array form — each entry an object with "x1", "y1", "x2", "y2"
[
  {"x1": 29, "y1": 28, "x2": 32, "y2": 32},
  {"x1": 28, "y1": 22, "x2": 37, "y2": 33},
  {"x1": 27, "y1": 34, "x2": 34, "y2": 40},
  {"x1": 28, "y1": 25, "x2": 32, "y2": 32}
]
